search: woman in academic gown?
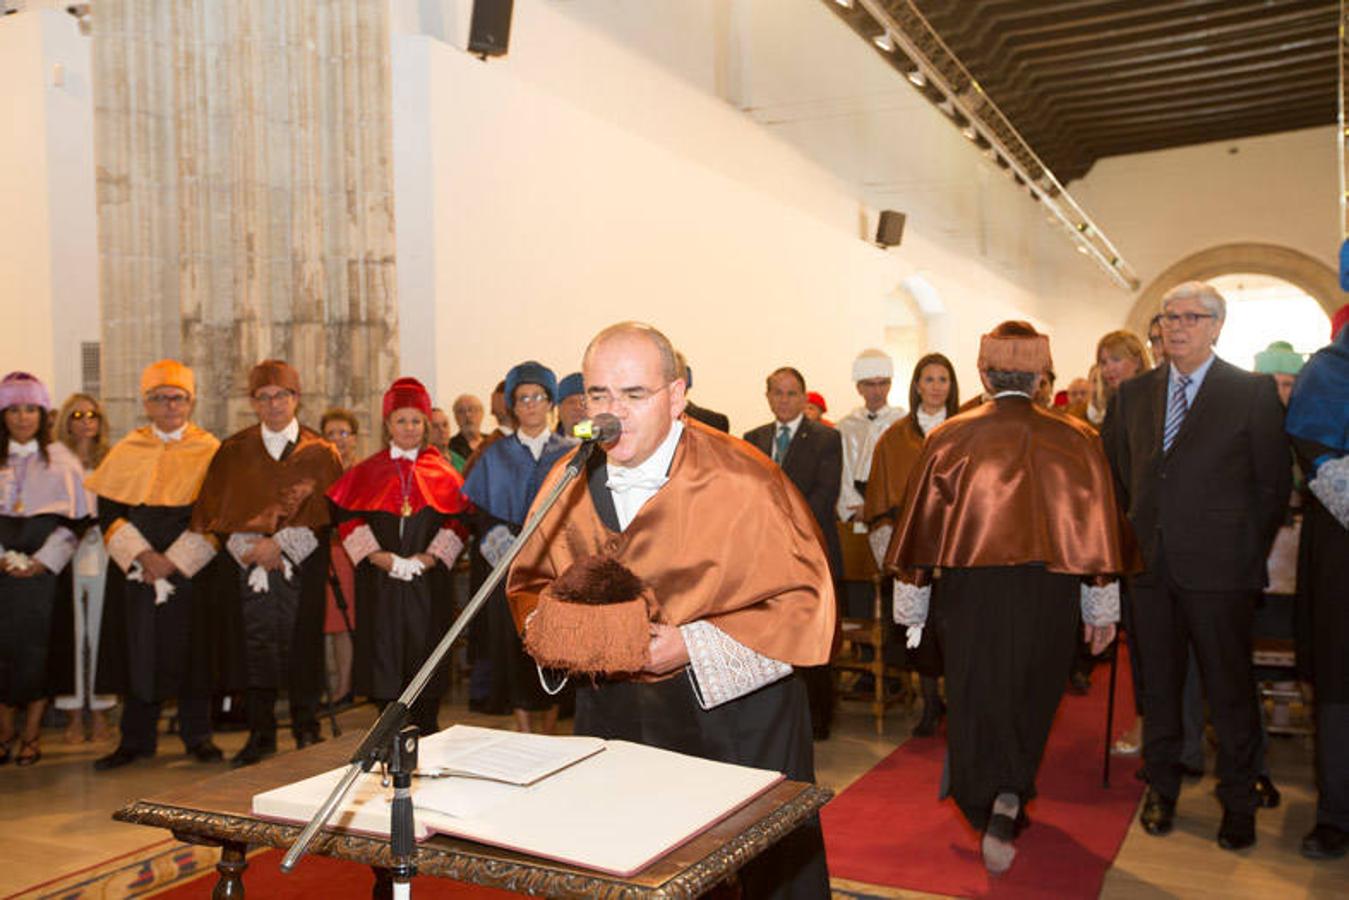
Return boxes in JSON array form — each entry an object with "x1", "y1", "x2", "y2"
[
  {"x1": 0, "y1": 373, "x2": 89, "y2": 766},
  {"x1": 327, "y1": 378, "x2": 470, "y2": 735},
  {"x1": 863, "y1": 353, "x2": 959, "y2": 736}
]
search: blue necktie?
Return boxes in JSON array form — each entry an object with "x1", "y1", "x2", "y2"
[
  {"x1": 774, "y1": 425, "x2": 791, "y2": 464},
  {"x1": 1163, "y1": 373, "x2": 1192, "y2": 452}
]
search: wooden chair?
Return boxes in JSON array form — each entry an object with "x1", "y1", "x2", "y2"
[{"x1": 831, "y1": 521, "x2": 911, "y2": 734}]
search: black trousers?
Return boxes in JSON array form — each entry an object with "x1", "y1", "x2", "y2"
[
  {"x1": 118, "y1": 694, "x2": 211, "y2": 754},
  {"x1": 575, "y1": 673, "x2": 829, "y2": 900},
  {"x1": 937, "y1": 566, "x2": 1079, "y2": 831},
  {"x1": 1317, "y1": 702, "x2": 1349, "y2": 830},
  {"x1": 1130, "y1": 551, "x2": 1261, "y2": 813}
]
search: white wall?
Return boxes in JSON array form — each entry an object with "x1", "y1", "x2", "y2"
[
  {"x1": 0, "y1": 9, "x2": 97, "y2": 404},
  {"x1": 1075, "y1": 127, "x2": 1339, "y2": 285},
  {"x1": 392, "y1": 0, "x2": 1131, "y2": 429}
]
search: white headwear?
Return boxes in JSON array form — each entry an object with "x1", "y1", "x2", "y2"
[{"x1": 852, "y1": 349, "x2": 894, "y2": 382}]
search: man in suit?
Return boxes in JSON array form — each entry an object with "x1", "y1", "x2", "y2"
[
  {"x1": 674, "y1": 353, "x2": 730, "y2": 433},
  {"x1": 745, "y1": 366, "x2": 844, "y2": 739},
  {"x1": 1102, "y1": 281, "x2": 1290, "y2": 851}
]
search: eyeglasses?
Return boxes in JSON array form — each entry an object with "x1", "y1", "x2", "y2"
[
  {"x1": 585, "y1": 383, "x2": 672, "y2": 409},
  {"x1": 1161, "y1": 312, "x2": 1216, "y2": 328},
  {"x1": 253, "y1": 389, "x2": 295, "y2": 405},
  {"x1": 514, "y1": 393, "x2": 552, "y2": 407},
  {"x1": 146, "y1": 393, "x2": 191, "y2": 406},
  {"x1": 324, "y1": 428, "x2": 353, "y2": 439},
  {"x1": 70, "y1": 410, "x2": 101, "y2": 421}
]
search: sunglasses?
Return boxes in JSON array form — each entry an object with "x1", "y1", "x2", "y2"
[{"x1": 70, "y1": 410, "x2": 101, "y2": 421}]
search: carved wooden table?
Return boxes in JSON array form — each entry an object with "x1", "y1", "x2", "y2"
[{"x1": 113, "y1": 732, "x2": 832, "y2": 898}]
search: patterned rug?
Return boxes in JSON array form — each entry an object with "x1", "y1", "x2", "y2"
[{"x1": 3, "y1": 839, "x2": 220, "y2": 899}]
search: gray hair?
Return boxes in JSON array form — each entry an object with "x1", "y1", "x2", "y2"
[
  {"x1": 584, "y1": 322, "x2": 680, "y2": 382},
  {"x1": 985, "y1": 369, "x2": 1039, "y2": 394},
  {"x1": 1161, "y1": 280, "x2": 1226, "y2": 323}
]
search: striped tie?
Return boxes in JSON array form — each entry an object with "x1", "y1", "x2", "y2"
[{"x1": 1162, "y1": 373, "x2": 1191, "y2": 452}]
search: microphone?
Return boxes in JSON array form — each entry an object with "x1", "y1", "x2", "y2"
[{"x1": 572, "y1": 413, "x2": 621, "y2": 444}]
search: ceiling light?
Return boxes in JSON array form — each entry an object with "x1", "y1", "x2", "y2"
[
  {"x1": 834, "y1": 0, "x2": 854, "y2": 7},
  {"x1": 873, "y1": 32, "x2": 894, "y2": 52},
  {"x1": 961, "y1": 125, "x2": 977, "y2": 140},
  {"x1": 906, "y1": 69, "x2": 926, "y2": 87}
]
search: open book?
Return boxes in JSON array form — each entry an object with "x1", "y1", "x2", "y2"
[{"x1": 253, "y1": 725, "x2": 784, "y2": 876}]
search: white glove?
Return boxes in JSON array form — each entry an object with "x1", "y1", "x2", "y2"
[
  {"x1": 127, "y1": 561, "x2": 177, "y2": 606},
  {"x1": 905, "y1": 625, "x2": 924, "y2": 649},
  {"x1": 480, "y1": 524, "x2": 514, "y2": 567},
  {"x1": 247, "y1": 565, "x2": 270, "y2": 593},
  {"x1": 388, "y1": 555, "x2": 426, "y2": 582},
  {"x1": 3, "y1": 549, "x2": 34, "y2": 570},
  {"x1": 1310, "y1": 454, "x2": 1349, "y2": 530},
  {"x1": 867, "y1": 524, "x2": 894, "y2": 569}
]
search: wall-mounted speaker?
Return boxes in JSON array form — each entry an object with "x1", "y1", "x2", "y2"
[
  {"x1": 876, "y1": 209, "x2": 906, "y2": 247},
  {"x1": 467, "y1": 0, "x2": 514, "y2": 58}
]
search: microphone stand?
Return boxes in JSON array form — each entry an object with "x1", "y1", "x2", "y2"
[{"x1": 280, "y1": 437, "x2": 603, "y2": 880}]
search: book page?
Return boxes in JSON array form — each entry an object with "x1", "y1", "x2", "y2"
[{"x1": 420, "y1": 726, "x2": 605, "y2": 785}]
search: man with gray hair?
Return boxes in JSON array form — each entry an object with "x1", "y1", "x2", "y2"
[{"x1": 1103, "y1": 281, "x2": 1290, "y2": 851}]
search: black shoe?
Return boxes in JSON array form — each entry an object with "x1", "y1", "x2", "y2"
[
  {"x1": 1301, "y1": 824, "x2": 1349, "y2": 860},
  {"x1": 1139, "y1": 789, "x2": 1176, "y2": 836},
  {"x1": 1134, "y1": 764, "x2": 1147, "y2": 783},
  {"x1": 186, "y1": 740, "x2": 224, "y2": 763},
  {"x1": 1180, "y1": 763, "x2": 1205, "y2": 780},
  {"x1": 1254, "y1": 775, "x2": 1281, "y2": 809},
  {"x1": 1217, "y1": 810, "x2": 1256, "y2": 851},
  {"x1": 294, "y1": 728, "x2": 324, "y2": 750},
  {"x1": 912, "y1": 698, "x2": 945, "y2": 737},
  {"x1": 230, "y1": 733, "x2": 277, "y2": 768},
  {"x1": 1067, "y1": 671, "x2": 1092, "y2": 696},
  {"x1": 95, "y1": 747, "x2": 153, "y2": 771}
]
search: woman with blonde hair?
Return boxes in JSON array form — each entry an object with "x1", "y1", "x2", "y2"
[
  {"x1": 1086, "y1": 330, "x2": 1152, "y2": 425},
  {"x1": 51, "y1": 394, "x2": 117, "y2": 742}
]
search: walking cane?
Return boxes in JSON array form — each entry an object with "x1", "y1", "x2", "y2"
[{"x1": 1103, "y1": 629, "x2": 1120, "y2": 788}]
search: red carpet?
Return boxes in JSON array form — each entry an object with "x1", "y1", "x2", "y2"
[
  {"x1": 823, "y1": 648, "x2": 1144, "y2": 898},
  {"x1": 153, "y1": 849, "x2": 524, "y2": 898}
]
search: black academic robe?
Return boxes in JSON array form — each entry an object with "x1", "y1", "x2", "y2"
[
  {"x1": 92, "y1": 502, "x2": 216, "y2": 702},
  {"x1": 346, "y1": 507, "x2": 457, "y2": 729},
  {"x1": 1293, "y1": 436, "x2": 1349, "y2": 703},
  {"x1": 1, "y1": 514, "x2": 76, "y2": 705}
]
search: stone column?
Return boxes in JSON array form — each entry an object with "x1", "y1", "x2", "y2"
[{"x1": 93, "y1": 0, "x2": 398, "y2": 438}]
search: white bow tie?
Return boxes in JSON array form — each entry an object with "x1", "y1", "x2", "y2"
[
  {"x1": 391, "y1": 446, "x2": 419, "y2": 462},
  {"x1": 606, "y1": 467, "x2": 668, "y2": 495},
  {"x1": 7, "y1": 440, "x2": 37, "y2": 457}
]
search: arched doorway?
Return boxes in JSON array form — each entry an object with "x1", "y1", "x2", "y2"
[
  {"x1": 1206, "y1": 273, "x2": 1330, "y2": 369},
  {"x1": 1126, "y1": 243, "x2": 1345, "y2": 339}
]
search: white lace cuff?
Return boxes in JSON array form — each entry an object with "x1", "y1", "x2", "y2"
[
  {"x1": 274, "y1": 526, "x2": 318, "y2": 564},
  {"x1": 105, "y1": 521, "x2": 152, "y2": 572},
  {"x1": 480, "y1": 524, "x2": 514, "y2": 567},
  {"x1": 681, "y1": 621, "x2": 792, "y2": 710},
  {"x1": 893, "y1": 580, "x2": 930, "y2": 626},
  {"x1": 868, "y1": 524, "x2": 893, "y2": 570},
  {"x1": 33, "y1": 526, "x2": 78, "y2": 574},
  {"x1": 341, "y1": 524, "x2": 380, "y2": 566},
  {"x1": 1310, "y1": 455, "x2": 1349, "y2": 530},
  {"x1": 1080, "y1": 581, "x2": 1120, "y2": 627},
  {"x1": 163, "y1": 531, "x2": 216, "y2": 578},
  {"x1": 226, "y1": 532, "x2": 260, "y2": 568},
  {"x1": 426, "y1": 527, "x2": 465, "y2": 568}
]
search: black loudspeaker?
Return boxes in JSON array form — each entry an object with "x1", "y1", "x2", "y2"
[
  {"x1": 468, "y1": 0, "x2": 514, "y2": 57},
  {"x1": 876, "y1": 210, "x2": 906, "y2": 247}
]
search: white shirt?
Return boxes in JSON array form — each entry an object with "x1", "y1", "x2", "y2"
[
  {"x1": 152, "y1": 425, "x2": 185, "y2": 443},
  {"x1": 607, "y1": 420, "x2": 684, "y2": 531},
  {"x1": 915, "y1": 407, "x2": 946, "y2": 436},
  {"x1": 7, "y1": 439, "x2": 38, "y2": 457},
  {"x1": 836, "y1": 403, "x2": 904, "y2": 519},
  {"x1": 261, "y1": 419, "x2": 300, "y2": 461},
  {"x1": 516, "y1": 428, "x2": 551, "y2": 461}
]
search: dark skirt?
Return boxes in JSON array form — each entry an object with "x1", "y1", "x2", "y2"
[
  {"x1": 936, "y1": 565, "x2": 1079, "y2": 831},
  {"x1": 0, "y1": 514, "x2": 66, "y2": 705}
]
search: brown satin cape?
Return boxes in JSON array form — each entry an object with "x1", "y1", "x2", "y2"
[
  {"x1": 506, "y1": 419, "x2": 836, "y2": 668},
  {"x1": 862, "y1": 414, "x2": 926, "y2": 527},
  {"x1": 85, "y1": 424, "x2": 219, "y2": 509},
  {"x1": 190, "y1": 424, "x2": 343, "y2": 534},
  {"x1": 886, "y1": 397, "x2": 1139, "y2": 576}
]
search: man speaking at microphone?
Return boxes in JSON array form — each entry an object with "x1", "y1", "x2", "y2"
[{"x1": 507, "y1": 322, "x2": 835, "y2": 898}]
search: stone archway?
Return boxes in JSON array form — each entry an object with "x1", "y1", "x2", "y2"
[{"x1": 1126, "y1": 243, "x2": 1345, "y2": 336}]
